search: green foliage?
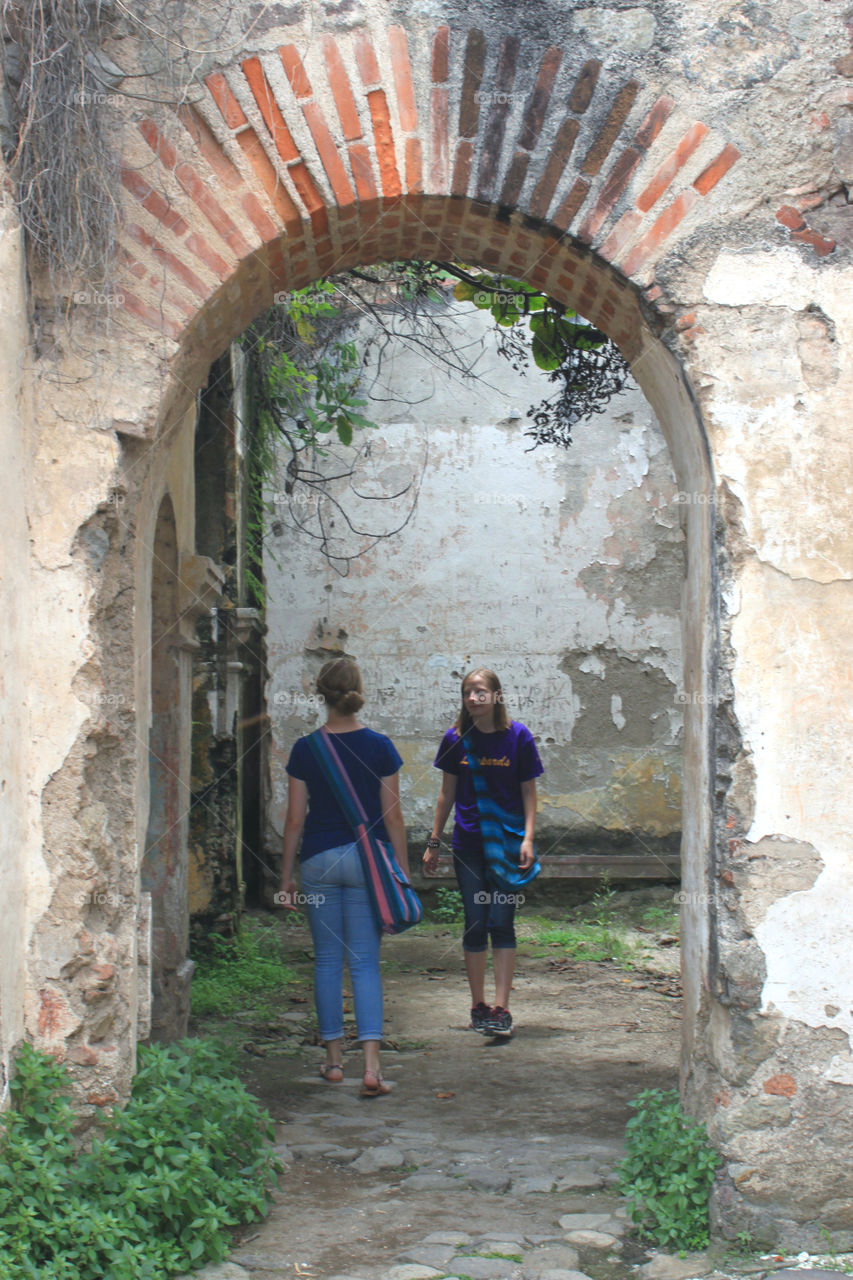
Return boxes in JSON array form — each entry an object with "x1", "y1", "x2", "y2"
[
  {"x1": 0, "y1": 1039, "x2": 282, "y2": 1278},
  {"x1": 191, "y1": 916, "x2": 296, "y2": 1018},
  {"x1": 430, "y1": 886, "x2": 465, "y2": 923},
  {"x1": 617, "y1": 1087, "x2": 721, "y2": 1250},
  {"x1": 529, "y1": 918, "x2": 636, "y2": 967}
]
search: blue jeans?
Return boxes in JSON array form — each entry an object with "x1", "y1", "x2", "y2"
[
  {"x1": 300, "y1": 843, "x2": 383, "y2": 1042},
  {"x1": 453, "y1": 843, "x2": 517, "y2": 952}
]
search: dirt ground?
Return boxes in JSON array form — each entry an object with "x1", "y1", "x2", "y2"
[{"x1": 193, "y1": 886, "x2": 688, "y2": 1279}]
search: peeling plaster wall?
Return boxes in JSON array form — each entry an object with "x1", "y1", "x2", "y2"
[
  {"x1": 0, "y1": 193, "x2": 33, "y2": 1104},
  {"x1": 264, "y1": 303, "x2": 685, "y2": 862}
]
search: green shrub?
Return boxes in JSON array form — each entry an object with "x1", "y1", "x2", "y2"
[
  {"x1": 0, "y1": 1039, "x2": 282, "y2": 1278},
  {"x1": 430, "y1": 886, "x2": 465, "y2": 923},
  {"x1": 191, "y1": 916, "x2": 296, "y2": 1017},
  {"x1": 617, "y1": 1087, "x2": 721, "y2": 1251}
]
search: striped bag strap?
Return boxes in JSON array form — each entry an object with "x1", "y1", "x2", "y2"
[{"x1": 305, "y1": 727, "x2": 369, "y2": 833}]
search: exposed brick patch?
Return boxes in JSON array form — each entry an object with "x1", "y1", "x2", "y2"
[
  {"x1": 458, "y1": 29, "x2": 487, "y2": 138},
  {"x1": 432, "y1": 26, "x2": 450, "y2": 82},
  {"x1": 178, "y1": 106, "x2": 242, "y2": 190},
  {"x1": 205, "y1": 71, "x2": 248, "y2": 130},
  {"x1": 279, "y1": 44, "x2": 312, "y2": 99},
  {"x1": 580, "y1": 80, "x2": 640, "y2": 177},
  {"x1": 578, "y1": 146, "x2": 643, "y2": 243},
  {"x1": 406, "y1": 136, "x2": 424, "y2": 193},
  {"x1": 184, "y1": 232, "x2": 230, "y2": 280},
  {"x1": 554, "y1": 176, "x2": 590, "y2": 229},
  {"x1": 323, "y1": 35, "x2": 363, "y2": 142},
  {"x1": 620, "y1": 188, "x2": 700, "y2": 277},
  {"x1": 634, "y1": 95, "x2": 675, "y2": 149},
  {"x1": 389, "y1": 26, "x2": 419, "y2": 134},
  {"x1": 353, "y1": 29, "x2": 381, "y2": 87},
  {"x1": 693, "y1": 142, "x2": 741, "y2": 195},
  {"x1": 366, "y1": 90, "x2": 402, "y2": 197},
  {"x1": 121, "y1": 290, "x2": 182, "y2": 340},
  {"x1": 234, "y1": 130, "x2": 302, "y2": 227},
  {"x1": 349, "y1": 142, "x2": 378, "y2": 201},
  {"x1": 500, "y1": 150, "x2": 531, "y2": 208},
  {"x1": 477, "y1": 35, "x2": 521, "y2": 200},
  {"x1": 518, "y1": 46, "x2": 563, "y2": 152},
  {"x1": 173, "y1": 162, "x2": 249, "y2": 256},
  {"x1": 125, "y1": 224, "x2": 210, "y2": 297},
  {"x1": 764, "y1": 1073, "x2": 796, "y2": 1098},
  {"x1": 636, "y1": 121, "x2": 709, "y2": 213},
  {"x1": 121, "y1": 169, "x2": 189, "y2": 235},
  {"x1": 301, "y1": 100, "x2": 356, "y2": 205},
  {"x1": 242, "y1": 57, "x2": 300, "y2": 164},
  {"x1": 570, "y1": 59, "x2": 602, "y2": 114},
  {"x1": 452, "y1": 139, "x2": 474, "y2": 196},
  {"x1": 430, "y1": 87, "x2": 450, "y2": 191},
  {"x1": 528, "y1": 118, "x2": 580, "y2": 220}
]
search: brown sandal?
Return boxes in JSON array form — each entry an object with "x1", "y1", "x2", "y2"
[
  {"x1": 319, "y1": 1063, "x2": 343, "y2": 1083},
  {"x1": 360, "y1": 1069, "x2": 391, "y2": 1097}
]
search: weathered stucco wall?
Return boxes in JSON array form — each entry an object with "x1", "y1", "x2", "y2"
[
  {"x1": 263, "y1": 301, "x2": 685, "y2": 865},
  {"x1": 0, "y1": 188, "x2": 33, "y2": 1104}
]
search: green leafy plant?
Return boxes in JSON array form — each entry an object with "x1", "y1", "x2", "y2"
[
  {"x1": 430, "y1": 886, "x2": 465, "y2": 923},
  {"x1": 617, "y1": 1087, "x2": 721, "y2": 1250},
  {"x1": 191, "y1": 916, "x2": 296, "y2": 1018},
  {"x1": 0, "y1": 1039, "x2": 282, "y2": 1278}
]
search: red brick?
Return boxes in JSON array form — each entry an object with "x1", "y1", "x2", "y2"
[
  {"x1": 234, "y1": 129, "x2": 302, "y2": 228},
  {"x1": 519, "y1": 46, "x2": 563, "y2": 151},
  {"x1": 241, "y1": 57, "x2": 300, "y2": 164},
  {"x1": 239, "y1": 192, "x2": 278, "y2": 241},
  {"x1": 389, "y1": 26, "x2": 418, "y2": 133},
  {"x1": 432, "y1": 26, "x2": 450, "y2": 83},
  {"x1": 477, "y1": 35, "x2": 520, "y2": 200},
  {"x1": 174, "y1": 161, "x2": 249, "y2": 256},
  {"x1": 763, "y1": 1073, "x2": 796, "y2": 1098},
  {"x1": 126, "y1": 223, "x2": 209, "y2": 296},
  {"x1": 776, "y1": 204, "x2": 806, "y2": 231},
  {"x1": 620, "y1": 188, "x2": 700, "y2": 276},
  {"x1": 185, "y1": 231, "x2": 231, "y2": 280},
  {"x1": 301, "y1": 100, "x2": 356, "y2": 204},
  {"x1": 353, "y1": 29, "x2": 381, "y2": 86},
  {"x1": 458, "y1": 29, "x2": 486, "y2": 137},
  {"x1": 675, "y1": 311, "x2": 697, "y2": 330},
  {"x1": 500, "y1": 150, "x2": 530, "y2": 207},
  {"x1": 637, "y1": 122, "x2": 709, "y2": 213},
  {"x1": 581, "y1": 80, "x2": 640, "y2": 176},
  {"x1": 633, "y1": 95, "x2": 675, "y2": 150},
  {"x1": 205, "y1": 71, "x2": 248, "y2": 130},
  {"x1": 279, "y1": 44, "x2": 312, "y2": 99},
  {"x1": 366, "y1": 90, "x2": 402, "y2": 197},
  {"x1": 323, "y1": 36, "x2": 363, "y2": 142},
  {"x1": 452, "y1": 140, "x2": 474, "y2": 196},
  {"x1": 569, "y1": 60, "x2": 602, "y2": 114},
  {"x1": 121, "y1": 290, "x2": 182, "y2": 340},
  {"x1": 139, "y1": 120, "x2": 178, "y2": 170},
  {"x1": 177, "y1": 105, "x2": 243, "y2": 190},
  {"x1": 599, "y1": 209, "x2": 643, "y2": 263},
  {"x1": 405, "y1": 136, "x2": 423, "y2": 193},
  {"x1": 578, "y1": 146, "x2": 643, "y2": 243},
  {"x1": 693, "y1": 142, "x2": 741, "y2": 195},
  {"x1": 528, "y1": 117, "x2": 580, "y2": 219},
  {"x1": 430, "y1": 87, "x2": 450, "y2": 191},
  {"x1": 553, "y1": 176, "x2": 590, "y2": 230},
  {"x1": 288, "y1": 161, "x2": 325, "y2": 214},
  {"x1": 348, "y1": 142, "x2": 378, "y2": 200},
  {"x1": 790, "y1": 226, "x2": 836, "y2": 257}
]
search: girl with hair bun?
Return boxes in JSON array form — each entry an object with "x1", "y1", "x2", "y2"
[
  {"x1": 278, "y1": 657, "x2": 408, "y2": 1096},
  {"x1": 423, "y1": 668, "x2": 543, "y2": 1039}
]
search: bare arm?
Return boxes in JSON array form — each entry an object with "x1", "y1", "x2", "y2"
[
  {"x1": 380, "y1": 771, "x2": 410, "y2": 876},
  {"x1": 423, "y1": 772, "x2": 457, "y2": 875},
  {"x1": 278, "y1": 776, "x2": 308, "y2": 907},
  {"x1": 519, "y1": 777, "x2": 537, "y2": 869}
]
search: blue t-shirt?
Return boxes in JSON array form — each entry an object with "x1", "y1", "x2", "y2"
[
  {"x1": 433, "y1": 720, "x2": 544, "y2": 853},
  {"x1": 286, "y1": 728, "x2": 403, "y2": 860}
]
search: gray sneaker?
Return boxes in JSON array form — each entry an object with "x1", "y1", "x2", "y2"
[
  {"x1": 470, "y1": 1001, "x2": 492, "y2": 1033},
  {"x1": 485, "y1": 1006, "x2": 513, "y2": 1037}
]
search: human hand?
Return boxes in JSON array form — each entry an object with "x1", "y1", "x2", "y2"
[
  {"x1": 422, "y1": 846, "x2": 440, "y2": 876},
  {"x1": 275, "y1": 879, "x2": 299, "y2": 909},
  {"x1": 519, "y1": 839, "x2": 535, "y2": 870}
]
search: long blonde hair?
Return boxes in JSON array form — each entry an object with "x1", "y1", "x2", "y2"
[{"x1": 454, "y1": 667, "x2": 510, "y2": 735}]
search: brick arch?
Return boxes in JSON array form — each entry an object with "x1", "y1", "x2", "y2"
[{"x1": 111, "y1": 21, "x2": 742, "y2": 431}]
